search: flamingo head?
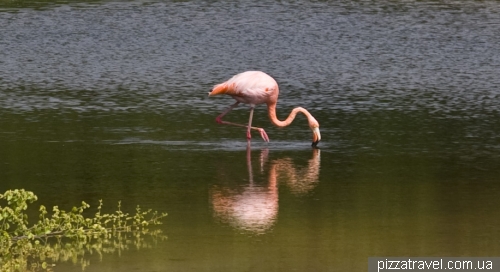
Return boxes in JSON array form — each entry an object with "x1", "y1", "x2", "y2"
[{"x1": 309, "y1": 120, "x2": 321, "y2": 147}]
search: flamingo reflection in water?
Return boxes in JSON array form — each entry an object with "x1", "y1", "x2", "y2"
[{"x1": 210, "y1": 142, "x2": 321, "y2": 234}]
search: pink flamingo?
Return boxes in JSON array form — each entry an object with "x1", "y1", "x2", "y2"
[{"x1": 209, "y1": 71, "x2": 321, "y2": 146}]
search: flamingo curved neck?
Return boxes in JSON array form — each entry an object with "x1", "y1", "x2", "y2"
[{"x1": 267, "y1": 103, "x2": 315, "y2": 128}]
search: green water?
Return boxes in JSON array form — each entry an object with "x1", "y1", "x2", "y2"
[
  {"x1": 2, "y1": 108, "x2": 500, "y2": 271},
  {"x1": 2, "y1": 0, "x2": 500, "y2": 271}
]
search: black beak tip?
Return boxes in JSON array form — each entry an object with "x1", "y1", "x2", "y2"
[{"x1": 311, "y1": 140, "x2": 320, "y2": 148}]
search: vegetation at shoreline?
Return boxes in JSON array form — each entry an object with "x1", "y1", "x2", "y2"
[{"x1": 0, "y1": 189, "x2": 167, "y2": 272}]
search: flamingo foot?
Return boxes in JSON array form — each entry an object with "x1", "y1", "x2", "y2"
[
  {"x1": 246, "y1": 130, "x2": 252, "y2": 140},
  {"x1": 258, "y1": 128, "x2": 270, "y2": 142},
  {"x1": 215, "y1": 116, "x2": 223, "y2": 124}
]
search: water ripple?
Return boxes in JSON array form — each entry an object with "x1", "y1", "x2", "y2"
[{"x1": 1, "y1": 0, "x2": 499, "y2": 158}]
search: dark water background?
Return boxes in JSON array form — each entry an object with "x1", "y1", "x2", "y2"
[{"x1": 1, "y1": 0, "x2": 500, "y2": 271}]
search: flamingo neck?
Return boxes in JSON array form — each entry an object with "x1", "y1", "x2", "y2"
[{"x1": 267, "y1": 102, "x2": 314, "y2": 128}]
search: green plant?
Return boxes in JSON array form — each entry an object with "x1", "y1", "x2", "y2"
[{"x1": 0, "y1": 189, "x2": 167, "y2": 272}]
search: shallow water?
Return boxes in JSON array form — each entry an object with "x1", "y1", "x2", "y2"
[{"x1": 1, "y1": 0, "x2": 500, "y2": 271}]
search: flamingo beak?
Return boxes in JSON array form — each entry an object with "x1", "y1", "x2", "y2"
[{"x1": 311, "y1": 127, "x2": 321, "y2": 147}]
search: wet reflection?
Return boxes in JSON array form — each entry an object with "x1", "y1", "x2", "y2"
[
  {"x1": 270, "y1": 148, "x2": 321, "y2": 196},
  {"x1": 6, "y1": 230, "x2": 167, "y2": 272},
  {"x1": 210, "y1": 142, "x2": 320, "y2": 234}
]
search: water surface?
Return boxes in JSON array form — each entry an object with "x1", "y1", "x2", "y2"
[{"x1": 1, "y1": 0, "x2": 500, "y2": 271}]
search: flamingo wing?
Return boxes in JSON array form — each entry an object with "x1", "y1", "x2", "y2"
[{"x1": 227, "y1": 71, "x2": 278, "y2": 105}]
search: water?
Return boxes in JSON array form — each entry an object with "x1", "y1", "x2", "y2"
[{"x1": 1, "y1": 0, "x2": 500, "y2": 271}]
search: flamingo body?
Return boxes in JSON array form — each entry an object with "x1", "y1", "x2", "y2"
[
  {"x1": 209, "y1": 71, "x2": 321, "y2": 146},
  {"x1": 211, "y1": 71, "x2": 278, "y2": 105}
]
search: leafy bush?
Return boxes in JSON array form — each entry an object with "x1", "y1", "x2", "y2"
[{"x1": 0, "y1": 189, "x2": 167, "y2": 271}]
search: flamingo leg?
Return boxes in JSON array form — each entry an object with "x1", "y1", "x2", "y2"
[
  {"x1": 246, "y1": 106, "x2": 255, "y2": 140},
  {"x1": 246, "y1": 106, "x2": 270, "y2": 142},
  {"x1": 215, "y1": 103, "x2": 270, "y2": 142},
  {"x1": 215, "y1": 102, "x2": 240, "y2": 123}
]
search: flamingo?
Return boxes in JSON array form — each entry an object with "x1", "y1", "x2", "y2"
[{"x1": 208, "y1": 71, "x2": 321, "y2": 146}]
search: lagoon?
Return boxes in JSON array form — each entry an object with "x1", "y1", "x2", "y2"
[{"x1": 1, "y1": 0, "x2": 500, "y2": 271}]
